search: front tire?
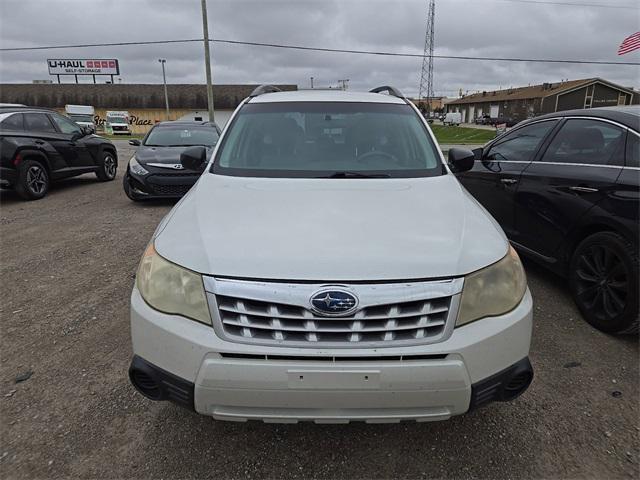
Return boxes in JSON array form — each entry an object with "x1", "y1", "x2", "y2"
[
  {"x1": 96, "y1": 150, "x2": 117, "y2": 181},
  {"x1": 569, "y1": 232, "x2": 639, "y2": 334},
  {"x1": 15, "y1": 159, "x2": 49, "y2": 200}
]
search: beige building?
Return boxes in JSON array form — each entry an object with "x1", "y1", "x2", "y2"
[{"x1": 0, "y1": 83, "x2": 297, "y2": 134}]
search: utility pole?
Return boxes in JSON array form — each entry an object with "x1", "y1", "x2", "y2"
[
  {"x1": 200, "y1": 0, "x2": 215, "y2": 122},
  {"x1": 418, "y1": 0, "x2": 435, "y2": 116},
  {"x1": 158, "y1": 59, "x2": 169, "y2": 120}
]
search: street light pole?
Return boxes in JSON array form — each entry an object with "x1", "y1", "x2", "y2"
[
  {"x1": 200, "y1": 0, "x2": 215, "y2": 122},
  {"x1": 158, "y1": 59, "x2": 169, "y2": 120}
]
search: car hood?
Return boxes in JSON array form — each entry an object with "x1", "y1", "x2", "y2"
[
  {"x1": 136, "y1": 145, "x2": 214, "y2": 164},
  {"x1": 154, "y1": 173, "x2": 509, "y2": 281}
]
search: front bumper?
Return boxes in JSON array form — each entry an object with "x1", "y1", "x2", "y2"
[
  {"x1": 129, "y1": 287, "x2": 533, "y2": 423},
  {"x1": 124, "y1": 170, "x2": 199, "y2": 199},
  {"x1": 0, "y1": 166, "x2": 18, "y2": 187}
]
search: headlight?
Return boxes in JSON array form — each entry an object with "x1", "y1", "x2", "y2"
[
  {"x1": 136, "y1": 243, "x2": 211, "y2": 325},
  {"x1": 129, "y1": 156, "x2": 149, "y2": 176},
  {"x1": 456, "y1": 246, "x2": 527, "y2": 326}
]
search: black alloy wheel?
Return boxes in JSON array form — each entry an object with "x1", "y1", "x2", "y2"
[
  {"x1": 26, "y1": 165, "x2": 47, "y2": 195},
  {"x1": 96, "y1": 151, "x2": 118, "y2": 181},
  {"x1": 15, "y1": 159, "x2": 49, "y2": 200},
  {"x1": 570, "y1": 232, "x2": 639, "y2": 334}
]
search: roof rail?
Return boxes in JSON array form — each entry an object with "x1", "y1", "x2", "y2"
[
  {"x1": 249, "y1": 84, "x2": 282, "y2": 97},
  {"x1": 369, "y1": 85, "x2": 406, "y2": 99}
]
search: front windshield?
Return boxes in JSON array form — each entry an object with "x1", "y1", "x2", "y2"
[
  {"x1": 107, "y1": 116, "x2": 126, "y2": 124},
  {"x1": 213, "y1": 102, "x2": 443, "y2": 178},
  {"x1": 69, "y1": 114, "x2": 93, "y2": 123},
  {"x1": 144, "y1": 126, "x2": 220, "y2": 147}
]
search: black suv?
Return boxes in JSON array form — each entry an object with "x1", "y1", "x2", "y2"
[
  {"x1": 455, "y1": 106, "x2": 639, "y2": 334},
  {"x1": 0, "y1": 107, "x2": 118, "y2": 200}
]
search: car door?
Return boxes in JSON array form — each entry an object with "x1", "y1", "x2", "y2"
[
  {"x1": 22, "y1": 112, "x2": 68, "y2": 172},
  {"x1": 613, "y1": 131, "x2": 640, "y2": 242},
  {"x1": 48, "y1": 113, "x2": 93, "y2": 168},
  {"x1": 514, "y1": 117, "x2": 626, "y2": 259},
  {"x1": 456, "y1": 119, "x2": 559, "y2": 238}
]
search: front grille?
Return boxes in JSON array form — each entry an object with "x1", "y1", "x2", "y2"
[
  {"x1": 146, "y1": 173, "x2": 198, "y2": 196},
  {"x1": 149, "y1": 172, "x2": 199, "y2": 177},
  {"x1": 205, "y1": 277, "x2": 462, "y2": 347},
  {"x1": 218, "y1": 352, "x2": 448, "y2": 361},
  {"x1": 216, "y1": 295, "x2": 450, "y2": 344},
  {"x1": 149, "y1": 183, "x2": 192, "y2": 196}
]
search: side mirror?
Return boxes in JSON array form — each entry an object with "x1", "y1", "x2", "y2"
[
  {"x1": 129, "y1": 139, "x2": 141, "y2": 146},
  {"x1": 472, "y1": 147, "x2": 483, "y2": 160},
  {"x1": 448, "y1": 147, "x2": 475, "y2": 173},
  {"x1": 180, "y1": 146, "x2": 208, "y2": 171}
]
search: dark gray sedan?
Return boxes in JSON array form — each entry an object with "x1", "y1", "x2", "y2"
[{"x1": 123, "y1": 121, "x2": 220, "y2": 201}]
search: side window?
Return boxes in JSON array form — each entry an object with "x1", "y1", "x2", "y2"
[
  {"x1": 540, "y1": 119, "x2": 625, "y2": 166},
  {"x1": 23, "y1": 113, "x2": 57, "y2": 133},
  {"x1": 486, "y1": 120, "x2": 557, "y2": 162},
  {"x1": 50, "y1": 114, "x2": 82, "y2": 135},
  {"x1": 625, "y1": 132, "x2": 639, "y2": 168},
  {"x1": 0, "y1": 113, "x2": 24, "y2": 131}
]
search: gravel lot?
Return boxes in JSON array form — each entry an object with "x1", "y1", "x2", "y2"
[{"x1": 1, "y1": 140, "x2": 638, "y2": 479}]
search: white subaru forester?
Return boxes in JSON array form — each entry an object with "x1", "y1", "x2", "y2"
[{"x1": 129, "y1": 85, "x2": 533, "y2": 423}]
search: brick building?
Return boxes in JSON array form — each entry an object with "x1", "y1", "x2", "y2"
[{"x1": 445, "y1": 78, "x2": 637, "y2": 123}]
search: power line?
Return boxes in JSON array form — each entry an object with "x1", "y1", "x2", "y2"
[
  {"x1": 472, "y1": 0, "x2": 638, "y2": 9},
  {"x1": 1, "y1": 38, "x2": 638, "y2": 66},
  {"x1": 0, "y1": 39, "x2": 203, "y2": 51}
]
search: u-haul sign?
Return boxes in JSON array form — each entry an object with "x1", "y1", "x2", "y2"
[{"x1": 47, "y1": 59, "x2": 120, "y2": 76}]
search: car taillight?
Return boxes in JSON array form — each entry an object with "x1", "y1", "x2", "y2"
[{"x1": 13, "y1": 153, "x2": 22, "y2": 166}]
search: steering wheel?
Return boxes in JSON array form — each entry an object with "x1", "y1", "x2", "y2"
[{"x1": 356, "y1": 150, "x2": 398, "y2": 164}]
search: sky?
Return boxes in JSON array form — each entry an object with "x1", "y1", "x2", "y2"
[{"x1": 0, "y1": 0, "x2": 638, "y2": 98}]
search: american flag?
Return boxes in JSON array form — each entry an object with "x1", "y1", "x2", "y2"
[{"x1": 618, "y1": 32, "x2": 640, "y2": 55}]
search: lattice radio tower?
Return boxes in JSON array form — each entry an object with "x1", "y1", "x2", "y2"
[{"x1": 418, "y1": 0, "x2": 435, "y2": 113}]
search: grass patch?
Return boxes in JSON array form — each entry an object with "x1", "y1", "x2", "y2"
[{"x1": 430, "y1": 125, "x2": 496, "y2": 145}]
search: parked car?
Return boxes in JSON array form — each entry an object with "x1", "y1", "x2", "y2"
[
  {"x1": 65, "y1": 104, "x2": 96, "y2": 133},
  {"x1": 456, "y1": 106, "x2": 639, "y2": 334},
  {"x1": 0, "y1": 106, "x2": 118, "y2": 200},
  {"x1": 443, "y1": 112, "x2": 461, "y2": 126},
  {"x1": 123, "y1": 121, "x2": 221, "y2": 201},
  {"x1": 128, "y1": 85, "x2": 534, "y2": 422},
  {"x1": 475, "y1": 114, "x2": 491, "y2": 125},
  {"x1": 494, "y1": 116, "x2": 519, "y2": 128}
]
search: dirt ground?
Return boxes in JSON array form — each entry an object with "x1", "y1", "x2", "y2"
[{"x1": 0, "y1": 141, "x2": 638, "y2": 479}]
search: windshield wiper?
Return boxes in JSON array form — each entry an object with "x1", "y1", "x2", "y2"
[{"x1": 321, "y1": 171, "x2": 391, "y2": 179}]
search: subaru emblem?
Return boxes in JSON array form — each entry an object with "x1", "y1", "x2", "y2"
[{"x1": 310, "y1": 289, "x2": 358, "y2": 316}]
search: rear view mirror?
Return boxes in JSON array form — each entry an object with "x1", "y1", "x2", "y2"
[
  {"x1": 129, "y1": 139, "x2": 141, "y2": 146},
  {"x1": 448, "y1": 148, "x2": 475, "y2": 173},
  {"x1": 180, "y1": 146, "x2": 208, "y2": 171}
]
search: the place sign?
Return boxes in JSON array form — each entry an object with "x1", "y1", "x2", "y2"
[{"x1": 47, "y1": 59, "x2": 120, "y2": 76}]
